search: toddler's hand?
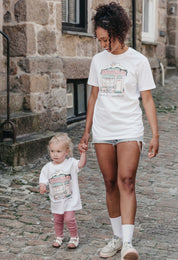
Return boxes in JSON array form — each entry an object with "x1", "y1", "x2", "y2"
[
  {"x1": 40, "y1": 184, "x2": 46, "y2": 194},
  {"x1": 81, "y1": 143, "x2": 88, "y2": 151},
  {"x1": 79, "y1": 142, "x2": 88, "y2": 153}
]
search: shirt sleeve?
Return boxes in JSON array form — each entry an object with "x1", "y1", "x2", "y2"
[
  {"x1": 73, "y1": 158, "x2": 81, "y2": 173},
  {"x1": 87, "y1": 56, "x2": 99, "y2": 87},
  {"x1": 39, "y1": 164, "x2": 49, "y2": 185},
  {"x1": 137, "y1": 57, "x2": 156, "y2": 91},
  {"x1": 68, "y1": 158, "x2": 80, "y2": 174}
]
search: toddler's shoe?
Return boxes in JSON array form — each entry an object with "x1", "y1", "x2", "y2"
[
  {"x1": 52, "y1": 237, "x2": 63, "y2": 248},
  {"x1": 121, "y1": 242, "x2": 139, "y2": 260},
  {"x1": 67, "y1": 237, "x2": 79, "y2": 249},
  {"x1": 100, "y1": 237, "x2": 122, "y2": 258}
]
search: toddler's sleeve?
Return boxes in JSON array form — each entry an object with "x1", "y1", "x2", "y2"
[
  {"x1": 69, "y1": 158, "x2": 80, "y2": 174},
  {"x1": 39, "y1": 164, "x2": 49, "y2": 185}
]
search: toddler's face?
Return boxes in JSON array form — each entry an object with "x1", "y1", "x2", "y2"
[{"x1": 49, "y1": 142, "x2": 68, "y2": 164}]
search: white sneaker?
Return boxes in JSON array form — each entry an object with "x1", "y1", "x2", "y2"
[
  {"x1": 100, "y1": 237, "x2": 122, "y2": 258},
  {"x1": 121, "y1": 242, "x2": 139, "y2": 260}
]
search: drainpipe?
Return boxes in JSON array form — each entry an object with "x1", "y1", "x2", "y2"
[
  {"x1": 132, "y1": 0, "x2": 136, "y2": 49},
  {"x1": 160, "y1": 62, "x2": 165, "y2": 86}
]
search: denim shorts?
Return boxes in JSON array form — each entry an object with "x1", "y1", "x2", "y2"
[{"x1": 92, "y1": 136, "x2": 144, "y2": 152}]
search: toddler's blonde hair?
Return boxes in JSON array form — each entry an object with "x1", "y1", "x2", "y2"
[{"x1": 49, "y1": 133, "x2": 73, "y2": 157}]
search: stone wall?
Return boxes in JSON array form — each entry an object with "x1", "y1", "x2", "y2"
[
  {"x1": 141, "y1": 1, "x2": 167, "y2": 82},
  {"x1": 167, "y1": 0, "x2": 178, "y2": 67},
  {"x1": 2, "y1": 0, "x2": 67, "y2": 130}
]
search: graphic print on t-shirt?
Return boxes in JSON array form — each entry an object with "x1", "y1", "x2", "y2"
[
  {"x1": 49, "y1": 171, "x2": 72, "y2": 201},
  {"x1": 100, "y1": 64, "x2": 127, "y2": 95}
]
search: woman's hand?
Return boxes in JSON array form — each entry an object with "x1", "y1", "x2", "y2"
[
  {"x1": 78, "y1": 132, "x2": 90, "y2": 153},
  {"x1": 141, "y1": 90, "x2": 159, "y2": 159},
  {"x1": 148, "y1": 135, "x2": 159, "y2": 158}
]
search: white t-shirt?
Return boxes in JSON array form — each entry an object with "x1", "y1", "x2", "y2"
[
  {"x1": 88, "y1": 47, "x2": 156, "y2": 140},
  {"x1": 39, "y1": 158, "x2": 82, "y2": 214}
]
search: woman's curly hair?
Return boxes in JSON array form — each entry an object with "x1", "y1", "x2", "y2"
[{"x1": 93, "y1": 2, "x2": 131, "y2": 49}]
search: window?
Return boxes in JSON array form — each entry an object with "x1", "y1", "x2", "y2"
[
  {"x1": 62, "y1": 0, "x2": 87, "y2": 32},
  {"x1": 142, "y1": 0, "x2": 157, "y2": 43},
  {"x1": 66, "y1": 79, "x2": 87, "y2": 123}
]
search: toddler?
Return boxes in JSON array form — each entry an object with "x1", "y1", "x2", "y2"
[{"x1": 39, "y1": 133, "x2": 86, "y2": 249}]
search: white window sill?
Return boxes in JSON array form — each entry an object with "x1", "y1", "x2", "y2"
[
  {"x1": 142, "y1": 41, "x2": 158, "y2": 46},
  {"x1": 63, "y1": 30, "x2": 94, "y2": 38}
]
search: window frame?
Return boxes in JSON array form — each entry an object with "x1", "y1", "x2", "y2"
[
  {"x1": 142, "y1": 0, "x2": 157, "y2": 43},
  {"x1": 66, "y1": 79, "x2": 87, "y2": 124},
  {"x1": 62, "y1": 0, "x2": 87, "y2": 33}
]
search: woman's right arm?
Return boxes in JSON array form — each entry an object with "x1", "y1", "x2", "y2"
[{"x1": 79, "y1": 86, "x2": 99, "y2": 152}]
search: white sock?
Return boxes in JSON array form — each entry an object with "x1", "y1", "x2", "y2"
[
  {"x1": 122, "y1": 224, "x2": 134, "y2": 244},
  {"x1": 110, "y1": 216, "x2": 123, "y2": 240}
]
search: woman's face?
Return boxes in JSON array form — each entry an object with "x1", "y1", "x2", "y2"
[{"x1": 96, "y1": 27, "x2": 123, "y2": 55}]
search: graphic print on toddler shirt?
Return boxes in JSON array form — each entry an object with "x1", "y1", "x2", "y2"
[
  {"x1": 49, "y1": 171, "x2": 72, "y2": 201},
  {"x1": 100, "y1": 64, "x2": 128, "y2": 95}
]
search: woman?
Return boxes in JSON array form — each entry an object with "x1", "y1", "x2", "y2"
[{"x1": 79, "y1": 2, "x2": 159, "y2": 259}]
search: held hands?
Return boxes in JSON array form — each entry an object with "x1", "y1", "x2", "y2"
[
  {"x1": 78, "y1": 132, "x2": 90, "y2": 153},
  {"x1": 148, "y1": 136, "x2": 159, "y2": 158},
  {"x1": 79, "y1": 144, "x2": 88, "y2": 154},
  {"x1": 78, "y1": 132, "x2": 89, "y2": 169},
  {"x1": 39, "y1": 183, "x2": 46, "y2": 194}
]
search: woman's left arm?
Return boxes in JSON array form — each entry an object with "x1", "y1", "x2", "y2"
[{"x1": 141, "y1": 90, "x2": 159, "y2": 158}]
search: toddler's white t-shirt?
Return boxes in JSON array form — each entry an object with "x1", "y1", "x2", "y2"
[
  {"x1": 39, "y1": 158, "x2": 82, "y2": 214},
  {"x1": 88, "y1": 47, "x2": 156, "y2": 140}
]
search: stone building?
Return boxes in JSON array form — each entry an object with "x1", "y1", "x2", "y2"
[{"x1": 0, "y1": 0, "x2": 178, "y2": 165}]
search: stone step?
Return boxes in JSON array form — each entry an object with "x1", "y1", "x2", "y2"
[
  {"x1": 0, "y1": 111, "x2": 50, "y2": 136},
  {"x1": 0, "y1": 131, "x2": 55, "y2": 166},
  {"x1": 0, "y1": 91, "x2": 24, "y2": 114},
  {"x1": 165, "y1": 66, "x2": 178, "y2": 78}
]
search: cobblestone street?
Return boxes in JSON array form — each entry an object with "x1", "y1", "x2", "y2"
[{"x1": 0, "y1": 76, "x2": 177, "y2": 260}]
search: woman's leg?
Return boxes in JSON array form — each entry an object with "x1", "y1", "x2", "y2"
[
  {"x1": 116, "y1": 141, "x2": 141, "y2": 225},
  {"x1": 95, "y1": 143, "x2": 123, "y2": 258},
  {"x1": 117, "y1": 141, "x2": 141, "y2": 260},
  {"x1": 95, "y1": 143, "x2": 120, "y2": 218}
]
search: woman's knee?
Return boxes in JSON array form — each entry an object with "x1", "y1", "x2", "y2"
[
  {"x1": 118, "y1": 175, "x2": 136, "y2": 194},
  {"x1": 104, "y1": 179, "x2": 118, "y2": 194}
]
